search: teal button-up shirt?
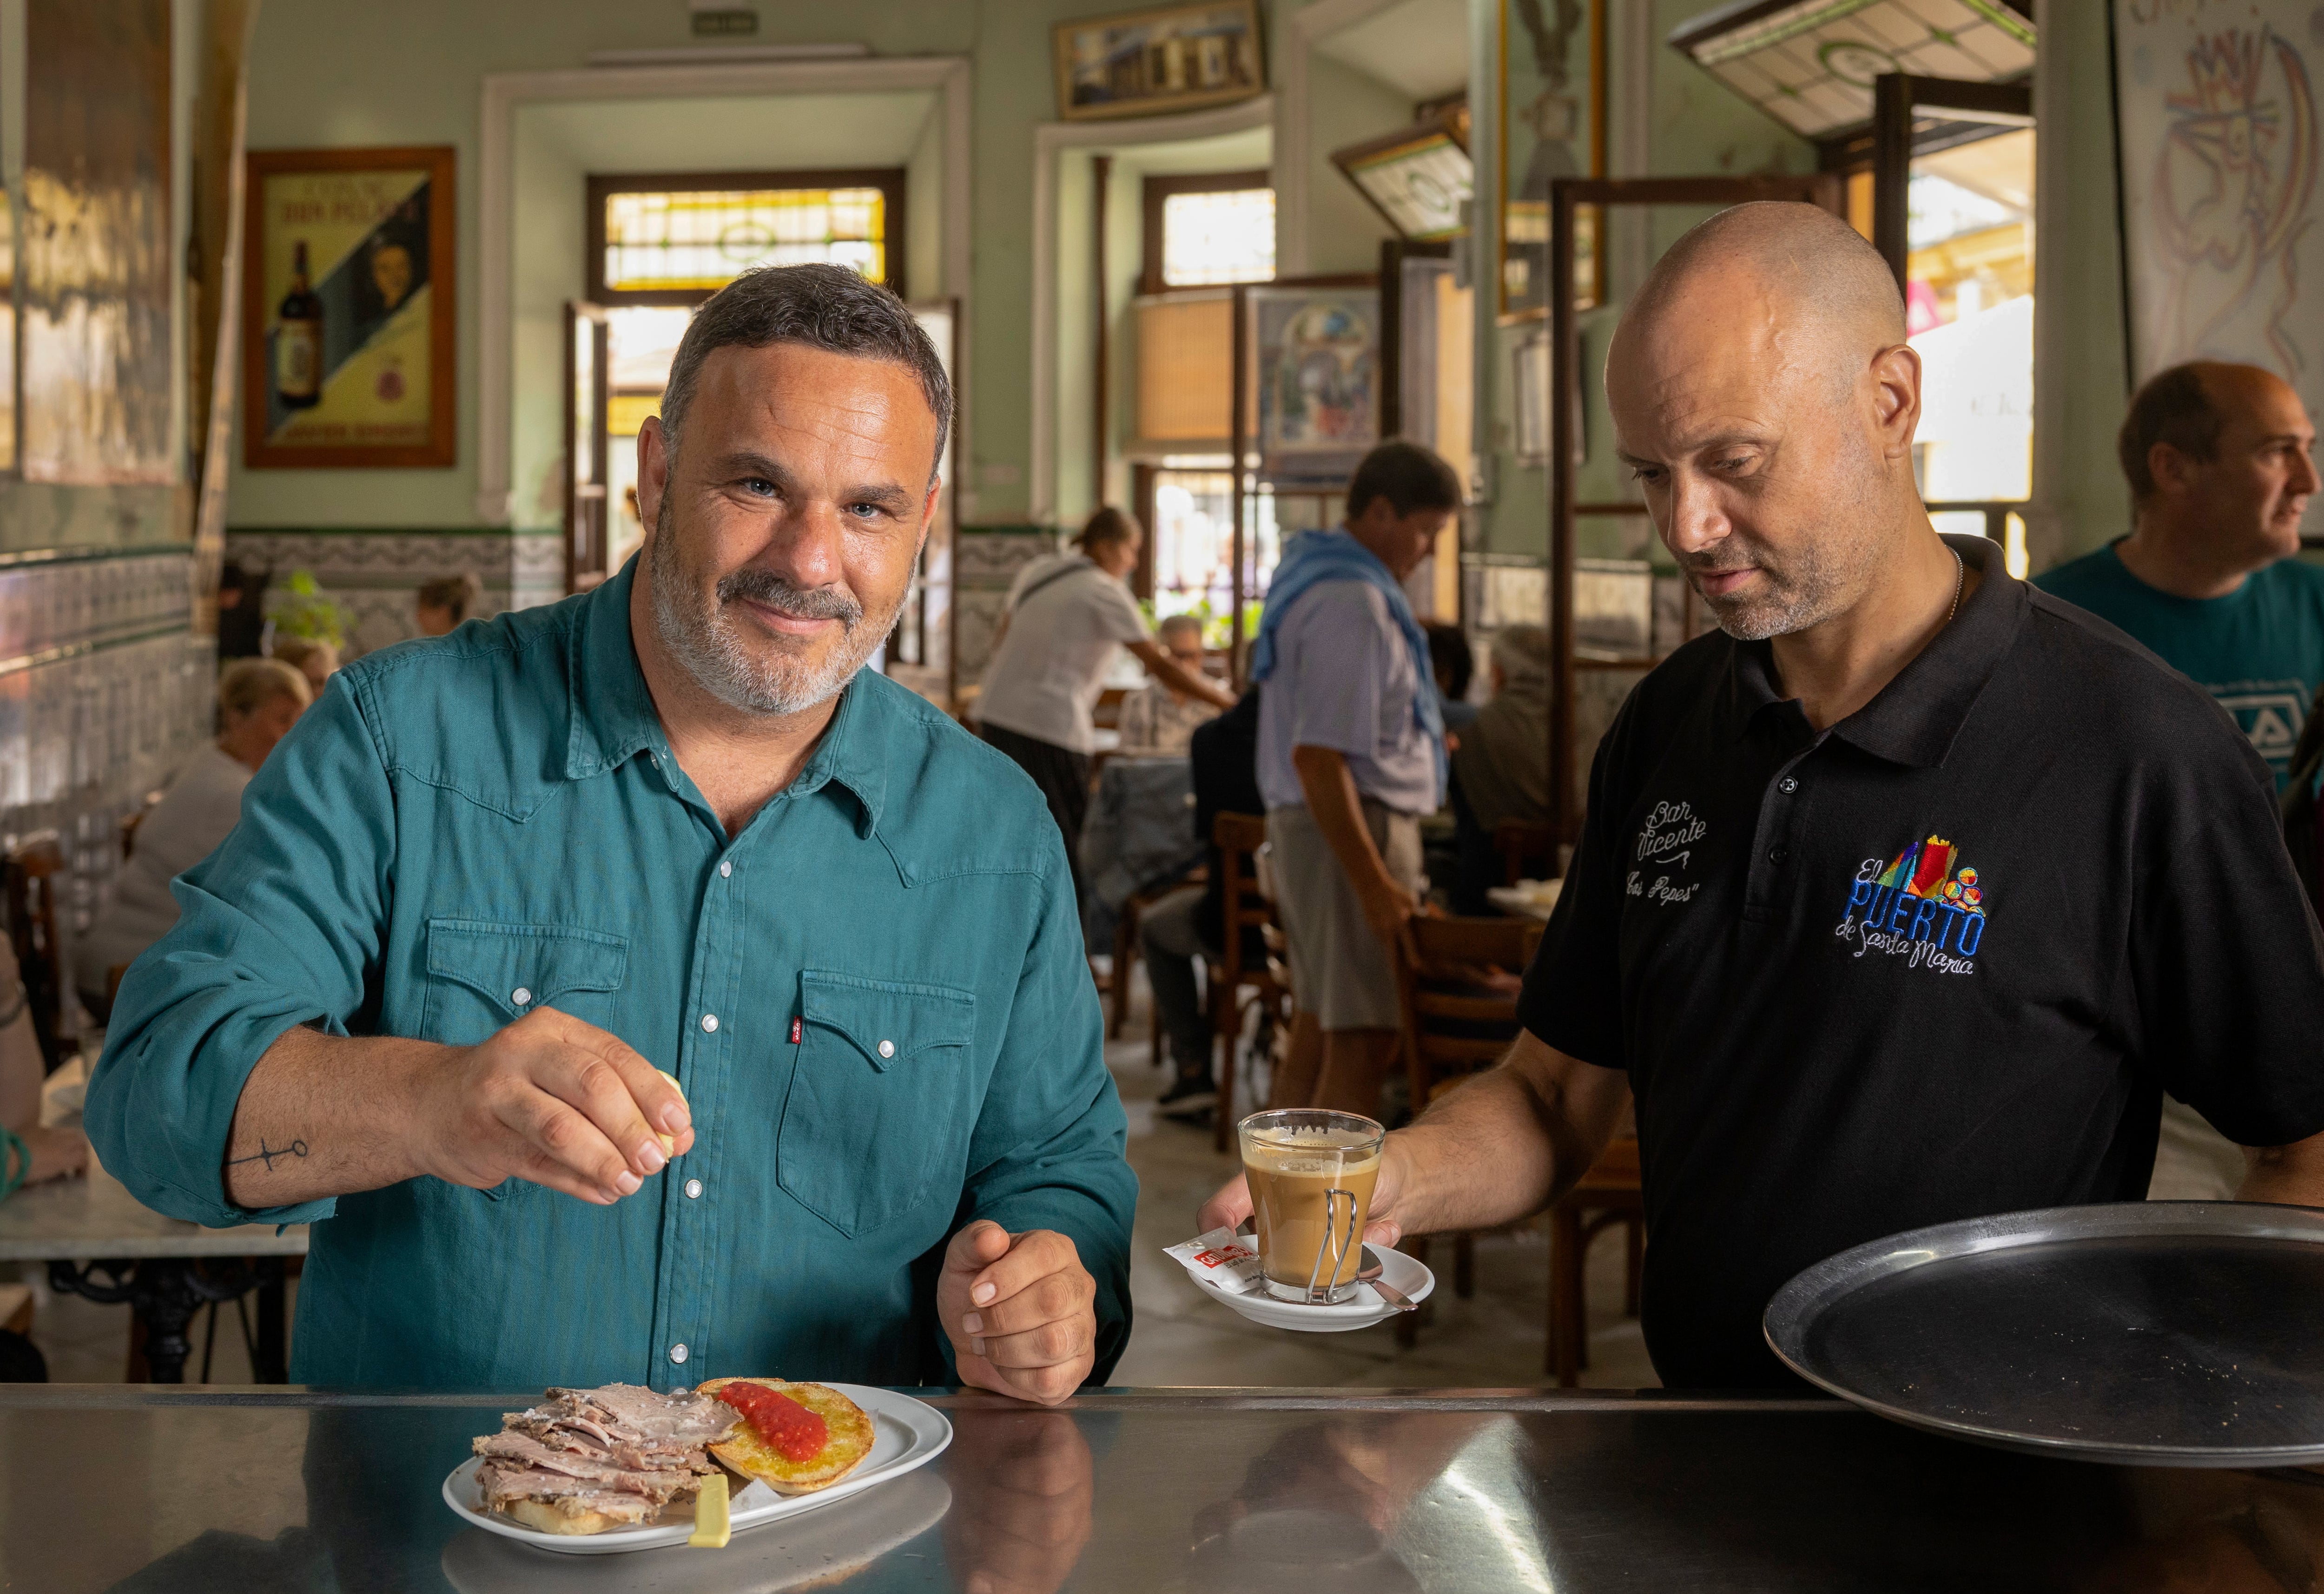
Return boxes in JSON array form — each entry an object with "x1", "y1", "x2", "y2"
[{"x1": 88, "y1": 564, "x2": 1136, "y2": 1390}]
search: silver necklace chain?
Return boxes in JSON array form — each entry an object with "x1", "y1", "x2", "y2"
[{"x1": 1945, "y1": 546, "x2": 1965, "y2": 626}]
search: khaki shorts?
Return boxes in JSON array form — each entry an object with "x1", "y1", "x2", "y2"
[{"x1": 1267, "y1": 801, "x2": 1426, "y2": 1033}]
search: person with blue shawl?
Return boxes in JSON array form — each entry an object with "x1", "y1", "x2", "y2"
[{"x1": 1250, "y1": 441, "x2": 1462, "y2": 1116}]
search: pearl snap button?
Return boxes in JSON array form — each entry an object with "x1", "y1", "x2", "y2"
[
  {"x1": 701, "y1": 1014, "x2": 719, "y2": 1033},
  {"x1": 719, "y1": 860, "x2": 732, "y2": 878},
  {"x1": 511, "y1": 987, "x2": 532, "y2": 1007},
  {"x1": 668, "y1": 1343, "x2": 688, "y2": 1365},
  {"x1": 878, "y1": 1039, "x2": 896, "y2": 1059},
  {"x1": 685, "y1": 1179, "x2": 703, "y2": 1199}
]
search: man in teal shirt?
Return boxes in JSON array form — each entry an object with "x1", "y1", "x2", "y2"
[
  {"x1": 2036, "y1": 361, "x2": 2324, "y2": 789},
  {"x1": 88, "y1": 264, "x2": 1134, "y2": 1399}
]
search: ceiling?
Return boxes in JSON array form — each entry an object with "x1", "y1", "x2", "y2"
[
  {"x1": 1670, "y1": 0, "x2": 2035, "y2": 140},
  {"x1": 1314, "y1": 0, "x2": 1471, "y2": 104}
]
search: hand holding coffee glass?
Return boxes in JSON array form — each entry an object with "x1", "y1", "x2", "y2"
[{"x1": 1237, "y1": 1109, "x2": 1385, "y2": 1304}]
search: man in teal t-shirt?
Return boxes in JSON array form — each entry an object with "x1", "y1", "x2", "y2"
[
  {"x1": 2037, "y1": 361, "x2": 2324, "y2": 789},
  {"x1": 2038, "y1": 361, "x2": 2322, "y2": 1204}
]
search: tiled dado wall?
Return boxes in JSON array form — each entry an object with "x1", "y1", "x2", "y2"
[
  {"x1": 953, "y1": 525, "x2": 1062, "y2": 690},
  {"x1": 0, "y1": 545, "x2": 214, "y2": 957},
  {"x1": 224, "y1": 528, "x2": 565, "y2": 659}
]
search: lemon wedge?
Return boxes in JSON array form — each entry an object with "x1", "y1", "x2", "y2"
[{"x1": 687, "y1": 1469, "x2": 730, "y2": 1548}]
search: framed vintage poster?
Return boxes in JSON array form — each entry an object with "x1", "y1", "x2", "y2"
[
  {"x1": 2111, "y1": 3, "x2": 2323, "y2": 413},
  {"x1": 1054, "y1": 1, "x2": 1266, "y2": 123},
  {"x1": 243, "y1": 146, "x2": 456, "y2": 468},
  {"x1": 1501, "y1": 0, "x2": 1604, "y2": 322},
  {"x1": 1246, "y1": 282, "x2": 1380, "y2": 487}
]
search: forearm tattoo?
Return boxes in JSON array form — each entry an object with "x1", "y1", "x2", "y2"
[{"x1": 226, "y1": 1137, "x2": 310, "y2": 1173}]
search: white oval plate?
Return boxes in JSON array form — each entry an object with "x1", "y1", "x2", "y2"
[
  {"x1": 1189, "y1": 1247, "x2": 1435, "y2": 1332},
  {"x1": 442, "y1": 1384, "x2": 951, "y2": 1556}
]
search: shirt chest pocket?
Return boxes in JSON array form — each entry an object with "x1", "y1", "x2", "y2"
[
  {"x1": 779, "y1": 968, "x2": 978, "y2": 1237},
  {"x1": 420, "y1": 918, "x2": 630, "y2": 1046}
]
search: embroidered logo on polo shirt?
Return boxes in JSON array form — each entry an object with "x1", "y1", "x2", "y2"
[
  {"x1": 1626, "y1": 799, "x2": 1706, "y2": 907},
  {"x1": 1835, "y1": 834, "x2": 1987, "y2": 973}
]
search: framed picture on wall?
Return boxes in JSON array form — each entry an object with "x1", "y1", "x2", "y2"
[
  {"x1": 1246, "y1": 281, "x2": 1380, "y2": 487},
  {"x1": 243, "y1": 145, "x2": 456, "y2": 469},
  {"x1": 2110, "y1": 2, "x2": 2323, "y2": 420},
  {"x1": 1501, "y1": 0, "x2": 1605, "y2": 322},
  {"x1": 1053, "y1": 1, "x2": 1266, "y2": 123}
]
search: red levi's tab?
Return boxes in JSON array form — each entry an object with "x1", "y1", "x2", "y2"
[{"x1": 791, "y1": 1016, "x2": 802, "y2": 1044}]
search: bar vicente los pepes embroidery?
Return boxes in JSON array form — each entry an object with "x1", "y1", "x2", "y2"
[
  {"x1": 1836, "y1": 835, "x2": 1987, "y2": 974},
  {"x1": 1627, "y1": 799, "x2": 1707, "y2": 907}
]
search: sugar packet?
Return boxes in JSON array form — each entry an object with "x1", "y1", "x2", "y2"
[{"x1": 1165, "y1": 1226, "x2": 1267, "y2": 1296}]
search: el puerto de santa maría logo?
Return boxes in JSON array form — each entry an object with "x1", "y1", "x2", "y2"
[{"x1": 1836, "y1": 835, "x2": 1987, "y2": 975}]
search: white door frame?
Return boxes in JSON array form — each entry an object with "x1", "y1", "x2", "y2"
[
  {"x1": 475, "y1": 56, "x2": 971, "y2": 524},
  {"x1": 1029, "y1": 93, "x2": 1273, "y2": 523}
]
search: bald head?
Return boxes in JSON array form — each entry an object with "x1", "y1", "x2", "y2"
[
  {"x1": 1606, "y1": 201, "x2": 1928, "y2": 642},
  {"x1": 1618, "y1": 202, "x2": 1904, "y2": 381}
]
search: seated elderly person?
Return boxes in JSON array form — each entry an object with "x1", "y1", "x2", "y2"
[
  {"x1": 89, "y1": 264, "x2": 1134, "y2": 1402},
  {"x1": 77, "y1": 659, "x2": 312, "y2": 1022},
  {"x1": 272, "y1": 635, "x2": 339, "y2": 699},
  {"x1": 1447, "y1": 624, "x2": 1551, "y2": 915},
  {"x1": 1116, "y1": 613, "x2": 1221, "y2": 754}
]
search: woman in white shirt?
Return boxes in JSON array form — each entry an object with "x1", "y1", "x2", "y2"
[
  {"x1": 977, "y1": 507, "x2": 1234, "y2": 906},
  {"x1": 77, "y1": 658, "x2": 311, "y2": 1021}
]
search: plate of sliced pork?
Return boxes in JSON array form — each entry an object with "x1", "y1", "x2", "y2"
[{"x1": 443, "y1": 1379, "x2": 952, "y2": 1554}]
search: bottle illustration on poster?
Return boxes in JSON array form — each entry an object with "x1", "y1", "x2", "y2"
[{"x1": 274, "y1": 240, "x2": 323, "y2": 410}]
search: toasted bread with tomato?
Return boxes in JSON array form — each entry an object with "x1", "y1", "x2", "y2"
[{"x1": 694, "y1": 1377, "x2": 875, "y2": 1495}]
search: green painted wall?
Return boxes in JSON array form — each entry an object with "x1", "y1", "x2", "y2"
[{"x1": 230, "y1": 0, "x2": 1288, "y2": 534}]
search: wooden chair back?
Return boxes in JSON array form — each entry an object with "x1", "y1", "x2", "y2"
[
  {"x1": 1394, "y1": 913, "x2": 1545, "y2": 1115},
  {"x1": 1493, "y1": 819, "x2": 1560, "y2": 886},
  {"x1": 4, "y1": 831, "x2": 71, "y2": 1073},
  {"x1": 1208, "y1": 810, "x2": 1283, "y2": 1151}
]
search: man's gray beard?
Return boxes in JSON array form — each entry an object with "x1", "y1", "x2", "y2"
[
  {"x1": 647, "y1": 509, "x2": 892, "y2": 716},
  {"x1": 1691, "y1": 518, "x2": 1887, "y2": 642}
]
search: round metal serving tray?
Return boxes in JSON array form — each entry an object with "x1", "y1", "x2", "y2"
[{"x1": 1764, "y1": 1201, "x2": 2324, "y2": 1467}]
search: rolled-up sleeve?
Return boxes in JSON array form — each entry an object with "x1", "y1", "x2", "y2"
[
  {"x1": 85, "y1": 674, "x2": 395, "y2": 1228},
  {"x1": 950, "y1": 843, "x2": 1138, "y2": 1383}
]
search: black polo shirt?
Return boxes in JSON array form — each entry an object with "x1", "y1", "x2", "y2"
[{"x1": 1519, "y1": 535, "x2": 2324, "y2": 1389}]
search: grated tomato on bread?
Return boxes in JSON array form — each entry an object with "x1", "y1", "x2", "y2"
[{"x1": 695, "y1": 1377, "x2": 875, "y2": 1495}]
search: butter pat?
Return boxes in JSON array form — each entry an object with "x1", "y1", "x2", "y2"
[
  {"x1": 655, "y1": 1068, "x2": 686, "y2": 1158},
  {"x1": 687, "y1": 1469, "x2": 730, "y2": 1548}
]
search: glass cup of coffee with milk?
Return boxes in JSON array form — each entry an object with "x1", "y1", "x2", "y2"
[{"x1": 1237, "y1": 1109, "x2": 1385, "y2": 1304}]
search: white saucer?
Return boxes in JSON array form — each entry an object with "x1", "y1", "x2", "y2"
[{"x1": 1188, "y1": 1246, "x2": 1435, "y2": 1332}]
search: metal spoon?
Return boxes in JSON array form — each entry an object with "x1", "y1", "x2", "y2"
[{"x1": 1353, "y1": 1245, "x2": 1419, "y2": 1312}]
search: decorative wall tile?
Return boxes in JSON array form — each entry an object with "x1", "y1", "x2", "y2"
[{"x1": 0, "y1": 546, "x2": 213, "y2": 988}]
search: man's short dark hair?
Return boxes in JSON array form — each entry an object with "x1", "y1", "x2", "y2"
[
  {"x1": 2119, "y1": 363, "x2": 2225, "y2": 504},
  {"x1": 660, "y1": 263, "x2": 953, "y2": 480},
  {"x1": 1347, "y1": 440, "x2": 1463, "y2": 520}
]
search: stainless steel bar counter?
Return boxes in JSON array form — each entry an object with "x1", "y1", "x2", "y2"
[{"x1": 5, "y1": 1384, "x2": 2321, "y2": 1592}]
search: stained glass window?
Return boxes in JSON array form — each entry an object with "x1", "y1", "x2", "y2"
[
  {"x1": 601, "y1": 186, "x2": 888, "y2": 295},
  {"x1": 1160, "y1": 188, "x2": 1275, "y2": 288}
]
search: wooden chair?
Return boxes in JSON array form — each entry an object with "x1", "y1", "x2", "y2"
[
  {"x1": 4, "y1": 832, "x2": 72, "y2": 1074},
  {"x1": 1206, "y1": 812, "x2": 1292, "y2": 1152},
  {"x1": 1548, "y1": 1133, "x2": 1644, "y2": 1385},
  {"x1": 1108, "y1": 866, "x2": 1204, "y2": 1046},
  {"x1": 1492, "y1": 819, "x2": 1560, "y2": 886},
  {"x1": 1389, "y1": 914, "x2": 1543, "y2": 1345}
]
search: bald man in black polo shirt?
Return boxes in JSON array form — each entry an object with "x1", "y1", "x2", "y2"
[{"x1": 1202, "y1": 202, "x2": 2324, "y2": 1389}]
